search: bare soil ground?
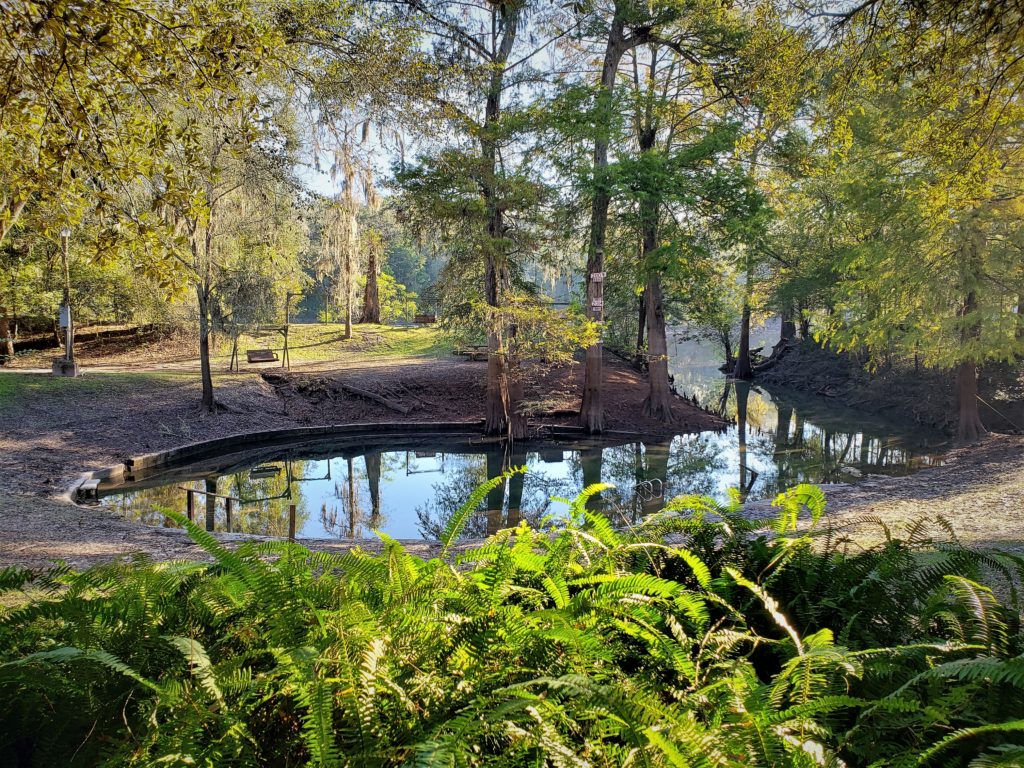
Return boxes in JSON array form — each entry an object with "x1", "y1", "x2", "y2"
[
  {"x1": 745, "y1": 433, "x2": 1024, "y2": 553},
  {"x1": 264, "y1": 356, "x2": 719, "y2": 436},
  {"x1": 0, "y1": 353, "x2": 723, "y2": 569},
  {"x1": 760, "y1": 340, "x2": 1024, "y2": 435}
]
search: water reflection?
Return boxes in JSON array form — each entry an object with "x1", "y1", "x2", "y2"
[
  {"x1": 95, "y1": 324, "x2": 946, "y2": 541},
  {"x1": 98, "y1": 413, "x2": 941, "y2": 540},
  {"x1": 667, "y1": 325, "x2": 946, "y2": 503}
]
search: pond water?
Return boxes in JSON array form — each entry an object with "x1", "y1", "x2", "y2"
[{"x1": 95, "y1": 322, "x2": 948, "y2": 540}]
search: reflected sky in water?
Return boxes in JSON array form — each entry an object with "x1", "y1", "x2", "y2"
[{"x1": 98, "y1": 323, "x2": 947, "y2": 540}]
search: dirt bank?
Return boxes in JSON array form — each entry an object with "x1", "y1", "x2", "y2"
[
  {"x1": 758, "y1": 340, "x2": 1024, "y2": 435},
  {"x1": 263, "y1": 356, "x2": 720, "y2": 436},
  {"x1": 744, "y1": 433, "x2": 1024, "y2": 552}
]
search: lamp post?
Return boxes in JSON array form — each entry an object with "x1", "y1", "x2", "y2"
[{"x1": 53, "y1": 226, "x2": 79, "y2": 377}]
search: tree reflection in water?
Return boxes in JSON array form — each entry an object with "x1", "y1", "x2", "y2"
[
  {"x1": 104, "y1": 460, "x2": 312, "y2": 537},
  {"x1": 101, "y1": 386, "x2": 943, "y2": 542},
  {"x1": 415, "y1": 450, "x2": 575, "y2": 540}
]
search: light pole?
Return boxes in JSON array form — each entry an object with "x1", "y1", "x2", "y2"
[{"x1": 53, "y1": 226, "x2": 79, "y2": 377}]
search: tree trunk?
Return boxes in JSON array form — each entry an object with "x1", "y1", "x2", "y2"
[
  {"x1": 365, "y1": 451, "x2": 382, "y2": 530},
  {"x1": 581, "y1": 15, "x2": 632, "y2": 433},
  {"x1": 580, "y1": 447, "x2": 604, "y2": 512},
  {"x1": 792, "y1": 411, "x2": 805, "y2": 447},
  {"x1": 485, "y1": 449, "x2": 506, "y2": 535},
  {"x1": 481, "y1": 6, "x2": 524, "y2": 440},
  {"x1": 347, "y1": 457, "x2": 357, "y2": 538},
  {"x1": 774, "y1": 401, "x2": 793, "y2": 446},
  {"x1": 799, "y1": 313, "x2": 810, "y2": 340},
  {"x1": 479, "y1": 10, "x2": 528, "y2": 438},
  {"x1": 506, "y1": 449, "x2": 526, "y2": 526},
  {"x1": 359, "y1": 243, "x2": 380, "y2": 324},
  {"x1": 197, "y1": 282, "x2": 216, "y2": 413},
  {"x1": 733, "y1": 302, "x2": 753, "y2": 379},
  {"x1": 0, "y1": 198, "x2": 27, "y2": 250},
  {"x1": 721, "y1": 329, "x2": 733, "y2": 368},
  {"x1": 0, "y1": 306, "x2": 13, "y2": 364},
  {"x1": 633, "y1": 288, "x2": 647, "y2": 368},
  {"x1": 780, "y1": 307, "x2": 796, "y2": 342},
  {"x1": 344, "y1": 267, "x2": 353, "y2": 340},
  {"x1": 956, "y1": 361, "x2": 986, "y2": 442},
  {"x1": 716, "y1": 380, "x2": 732, "y2": 417},
  {"x1": 956, "y1": 283, "x2": 987, "y2": 443},
  {"x1": 636, "y1": 111, "x2": 673, "y2": 422},
  {"x1": 205, "y1": 477, "x2": 217, "y2": 532},
  {"x1": 735, "y1": 381, "x2": 752, "y2": 500},
  {"x1": 643, "y1": 275, "x2": 674, "y2": 421}
]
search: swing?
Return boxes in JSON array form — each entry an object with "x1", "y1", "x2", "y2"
[
  {"x1": 246, "y1": 326, "x2": 280, "y2": 363},
  {"x1": 230, "y1": 324, "x2": 289, "y2": 369},
  {"x1": 247, "y1": 348, "x2": 278, "y2": 363}
]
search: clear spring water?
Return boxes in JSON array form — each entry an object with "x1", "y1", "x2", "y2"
[{"x1": 96, "y1": 324, "x2": 947, "y2": 540}]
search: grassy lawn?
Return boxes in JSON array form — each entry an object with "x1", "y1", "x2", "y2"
[
  {"x1": 221, "y1": 323, "x2": 451, "y2": 365},
  {"x1": 0, "y1": 370, "x2": 189, "y2": 408},
  {"x1": 0, "y1": 325, "x2": 451, "y2": 401}
]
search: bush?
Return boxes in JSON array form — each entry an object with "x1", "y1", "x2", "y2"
[{"x1": 1, "y1": 483, "x2": 1023, "y2": 766}]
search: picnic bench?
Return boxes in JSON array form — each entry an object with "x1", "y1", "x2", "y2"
[{"x1": 453, "y1": 345, "x2": 488, "y2": 361}]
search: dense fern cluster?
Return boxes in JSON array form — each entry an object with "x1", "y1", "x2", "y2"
[{"x1": 2, "y1": 481, "x2": 1024, "y2": 766}]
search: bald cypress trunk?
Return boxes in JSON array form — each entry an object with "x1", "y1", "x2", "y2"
[
  {"x1": 956, "y1": 288, "x2": 986, "y2": 443},
  {"x1": 581, "y1": 10, "x2": 653, "y2": 432},
  {"x1": 485, "y1": 449, "x2": 506, "y2": 535},
  {"x1": 736, "y1": 381, "x2": 752, "y2": 500},
  {"x1": 956, "y1": 361, "x2": 985, "y2": 442},
  {"x1": 366, "y1": 451, "x2": 382, "y2": 530},
  {"x1": 359, "y1": 246, "x2": 380, "y2": 324},
  {"x1": 580, "y1": 447, "x2": 605, "y2": 512},
  {"x1": 643, "y1": 274, "x2": 674, "y2": 421},
  {"x1": 733, "y1": 302, "x2": 753, "y2": 380},
  {"x1": 481, "y1": 4, "x2": 524, "y2": 439},
  {"x1": 0, "y1": 306, "x2": 13, "y2": 364},
  {"x1": 634, "y1": 288, "x2": 647, "y2": 368}
]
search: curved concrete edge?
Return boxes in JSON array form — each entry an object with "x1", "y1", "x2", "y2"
[
  {"x1": 69, "y1": 419, "x2": 701, "y2": 516},
  {"x1": 122, "y1": 420, "x2": 488, "y2": 472},
  {"x1": 71, "y1": 420, "x2": 488, "y2": 500}
]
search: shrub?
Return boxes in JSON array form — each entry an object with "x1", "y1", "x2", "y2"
[{"x1": 1, "y1": 483, "x2": 1023, "y2": 766}]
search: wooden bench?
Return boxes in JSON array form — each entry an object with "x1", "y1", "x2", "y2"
[
  {"x1": 414, "y1": 313, "x2": 436, "y2": 324},
  {"x1": 453, "y1": 345, "x2": 488, "y2": 361},
  {"x1": 247, "y1": 349, "x2": 279, "y2": 363}
]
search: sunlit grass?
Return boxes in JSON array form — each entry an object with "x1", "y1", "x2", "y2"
[{"x1": 219, "y1": 323, "x2": 451, "y2": 365}]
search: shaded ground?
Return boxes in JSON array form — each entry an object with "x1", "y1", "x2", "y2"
[
  {"x1": 758, "y1": 340, "x2": 1024, "y2": 435},
  {"x1": 265, "y1": 356, "x2": 719, "y2": 436}
]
